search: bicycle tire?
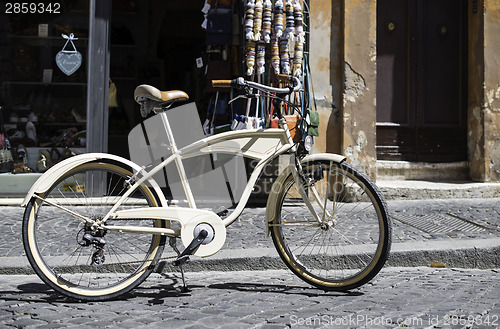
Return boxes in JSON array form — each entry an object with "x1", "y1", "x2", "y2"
[
  {"x1": 269, "y1": 160, "x2": 391, "y2": 291},
  {"x1": 22, "y1": 160, "x2": 166, "y2": 301}
]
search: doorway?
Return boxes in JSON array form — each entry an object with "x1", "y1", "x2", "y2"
[{"x1": 376, "y1": 0, "x2": 468, "y2": 162}]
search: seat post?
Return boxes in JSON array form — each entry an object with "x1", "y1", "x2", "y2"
[
  {"x1": 159, "y1": 112, "x2": 197, "y2": 209},
  {"x1": 160, "y1": 111, "x2": 176, "y2": 151}
]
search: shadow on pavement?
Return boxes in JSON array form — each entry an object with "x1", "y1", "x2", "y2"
[{"x1": 207, "y1": 282, "x2": 364, "y2": 297}]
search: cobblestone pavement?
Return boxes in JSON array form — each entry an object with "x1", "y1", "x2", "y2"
[
  {"x1": 0, "y1": 267, "x2": 499, "y2": 328},
  {"x1": 2, "y1": 198, "x2": 500, "y2": 258},
  {"x1": 1, "y1": 199, "x2": 500, "y2": 328}
]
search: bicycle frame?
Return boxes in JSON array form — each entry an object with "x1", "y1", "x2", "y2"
[
  {"x1": 21, "y1": 75, "x2": 390, "y2": 299},
  {"x1": 102, "y1": 110, "x2": 297, "y2": 228},
  {"x1": 21, "y1": 104, "x2": 345, "y2": 258}
]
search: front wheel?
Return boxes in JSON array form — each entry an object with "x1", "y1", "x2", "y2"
[
  {"x1": 268, "y1": 160, "x2": 391, "y2": 291},
  {"x1": 22, "y1": 160, "x2": 166, "y2": 301}
]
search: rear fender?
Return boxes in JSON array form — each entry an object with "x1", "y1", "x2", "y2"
[{"x1": 21, "y1": 153, "x2": 167, "y2": 207}]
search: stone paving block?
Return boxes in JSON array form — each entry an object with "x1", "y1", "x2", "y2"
[
  {"x1": 184, "y1": 324, "x2": 213, "y2": 329},
  {"x1": 256, "y1": 323, "x2": 289, "y2": 329},
  {"x1": 217, "y1": 322, "x2": 254, "y2": 329},
  {"x1": 110, "y1": 319, "x2": 150, "y2": 329},
  {"x1": 3, "y1": 198, "x2": 500, "y2": 276},
  {"x1": 11, "y1": 315, "x2": 47, "y2": 327}
]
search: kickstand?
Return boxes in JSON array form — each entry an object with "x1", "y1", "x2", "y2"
[
  {"x1": 179, "y1": 265, "x2": 189, "y2": 292},
  {"x1": 169, "y1": 237, "x2": 190, "y2": 292}
]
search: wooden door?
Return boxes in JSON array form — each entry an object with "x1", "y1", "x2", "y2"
[{"x1": 376, "y1": 0, "x2": 467, "y2": 162}]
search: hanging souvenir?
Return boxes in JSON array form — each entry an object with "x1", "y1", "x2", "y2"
[
  {"x1": 294, "y1": 0, "x2": 305, "y2": 43},
  {"x1": 293, "y1": 40, "x2": 304, "y2": 77},
  {"x1": 284, "y1": 0, "x2": 295, "y2": 40},
  {"x1": 262, "y1": 0, "x2": 273, "y2": 43},
  {"x1": 253, "y1": 0, "x2": 263, "y2": 41},
  {"x1": 55, "y1": 33, "x2": 82, "y2": 76},
  {"x1": 246, "y1": 40, "x2": 257, "y2": 76},
  {"x1": 256, "y1": 41, "x2": 266, "y2": 75},
  {"x1": 244, "y1": 0, "x2": 255, "y2": 40},
  {"x1": 270, "y1": 36, "x2": 280, "y2": 74},
  {"x1": 279, "y1": 37, "x2": 290, "y2": 75},
  {"x1": 273, "y1": 0, "x2": 284, "y2": 39}
]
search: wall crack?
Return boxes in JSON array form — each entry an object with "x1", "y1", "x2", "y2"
[{"x1": 344, "y1": 62, "x2": 366, "y2": 103}]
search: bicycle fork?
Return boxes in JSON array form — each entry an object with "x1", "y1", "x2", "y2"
[{"x1": 290, "y1": 154, "x2": 333, "y2": 223}]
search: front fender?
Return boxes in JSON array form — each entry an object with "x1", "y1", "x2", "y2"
[
  {"x1": 301, "y1": 153, "x2": 346, "y2": 165},
  {"x1": 21, "y1": 153, "x2": 167, "y2": 207},
  {"x1": 265, "y1": 153, "x2": 346, "y2": 235}
]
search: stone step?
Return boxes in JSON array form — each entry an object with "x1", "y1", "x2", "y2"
[{"x1": 377, "y1": 160, "x2": 468, "y2": 181}]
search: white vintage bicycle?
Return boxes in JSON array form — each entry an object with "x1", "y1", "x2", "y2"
[{"x1": 22, "y1": 76, "x2": 391, "y2": 301}]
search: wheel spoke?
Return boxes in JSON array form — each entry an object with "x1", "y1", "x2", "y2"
[
  {"x1": 23, "y1": 161, "x2": 165, "y2": 301},
  {"x1": 270, "y1": 160, "x2": 391, "y2": 291}
]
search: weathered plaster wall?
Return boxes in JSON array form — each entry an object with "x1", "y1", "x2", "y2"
[
  {"x1": 308, "y1": 0, "x2": 377, "y2": 179},
  {"x1": 484, "y1": 0, "x2": 500, "y2": 181},
  {"x1": 469, "y1": 0, "x2": 500, "y2": 182},
  {"x1": 309, "y1": 0, "x2": 342, "y2": 155},
  {"x1": 342, "y1": 0, "x2": 377, "y2": 179}
]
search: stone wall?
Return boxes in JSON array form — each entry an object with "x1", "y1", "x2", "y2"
[
  {"x1": 310, "y1": 0, "x2": 377, "y2": 180},
  {"x1": 309, "y1": 0, "x2": 343, "y2": 156},
  {"x1": 469, "y1": 0, "x2": 500, "y2": 182},
  {"x1": 309, "y1": 0, "x2": 500, "y2": 182},
  {"x1": 341, "y1": 0, "x2": 377, "y2": 179}
]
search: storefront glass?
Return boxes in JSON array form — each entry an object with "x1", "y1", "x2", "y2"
[
  {"x1": 107, "y1": 1, "x2": 208, "y2": 158},
  {"x1": 0, "y1": 0, "x2": 311, "y2": 199},
  {"x1": 0, "y1": 0, "x2": 89, "y2": 195}
]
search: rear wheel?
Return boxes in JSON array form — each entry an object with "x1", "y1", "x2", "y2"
[
  {"x1": 22, "y1": 160, "x2": 166, "y2": 301},
  {"x1": 269, "y1": 160, "x2": 391, "y2": 291}
]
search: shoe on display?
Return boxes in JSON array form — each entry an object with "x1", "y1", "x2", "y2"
[
  {"x1": 16, "y1": 144, "x2": 27, "y2": 163},
  {"x1": 12, "y1": 162, "x2": 33, "y2": 174},
  {"x1": 28, "y1": 112, "x2": 38, "y2": 122},
  {"x1": 37, "y1": 149, "x2": 53, "y2": 172},
  {"x1": 9, "y1": 130, "x2": 25, "y2": 140},
  {"x1": 71, "y1": 108, "x2": 86, "y2": 123},
  {"x1": 36, "y1": 150, "x2": 57, "y2": 172},
  {"x1": 26, "y1": 121, "x2": 36, "y2": 143}
]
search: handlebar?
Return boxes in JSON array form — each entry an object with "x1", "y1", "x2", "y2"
[{"x1": 212, "y1": 75, "x2": 302, "y2": 95}]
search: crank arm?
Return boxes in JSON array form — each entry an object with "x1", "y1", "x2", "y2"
[{"x1": 174, "y1": 229, "x2": 208, "y2": 266}]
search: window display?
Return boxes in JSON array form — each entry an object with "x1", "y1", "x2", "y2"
[
  {"x1": 0, "y1": 0, "x2": 88, "y2": 195},
  {"x1": 0, "y1": 0, "x2": 313, "y2": 198}
]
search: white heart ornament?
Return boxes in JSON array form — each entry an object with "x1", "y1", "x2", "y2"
[{"x1": 56, "y1": 51, "x2": 82, "y2": 76}]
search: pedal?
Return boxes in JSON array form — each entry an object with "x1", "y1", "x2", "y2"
[
  {"x1": 173, "y1": 229, "x2": 208, "y2": 266},
  {"x1": 213, "y1": 206, "x2": 229, "y2": 217}
]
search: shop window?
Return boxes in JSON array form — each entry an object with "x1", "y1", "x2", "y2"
[{"x1": 0, "y1": 0, "x2": 89, "y2": 195}]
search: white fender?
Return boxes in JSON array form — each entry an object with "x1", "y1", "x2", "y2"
[
  {"x1": 21, "y1": 153, "x2": 167, "y2": 207},
  {"x1": 265, "y1": 153, "x2": 346, "y2": 234}
]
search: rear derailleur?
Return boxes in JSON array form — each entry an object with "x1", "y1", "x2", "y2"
[{"x1": 77, "y1": 224, "x2": 107, "y2": 266}]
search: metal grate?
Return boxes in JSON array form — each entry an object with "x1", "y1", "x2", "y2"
[{"x1": 391, "y1": 213, "x2": 488, "y2": 234}]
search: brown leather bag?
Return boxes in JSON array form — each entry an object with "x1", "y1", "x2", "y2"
[{"x1": 284, "y1": 114, "x2": 301, "y2": 143}]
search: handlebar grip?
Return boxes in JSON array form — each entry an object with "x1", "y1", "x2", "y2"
[{"x1": 212, "y1": 80, "x2": 233, "y2": 88}]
